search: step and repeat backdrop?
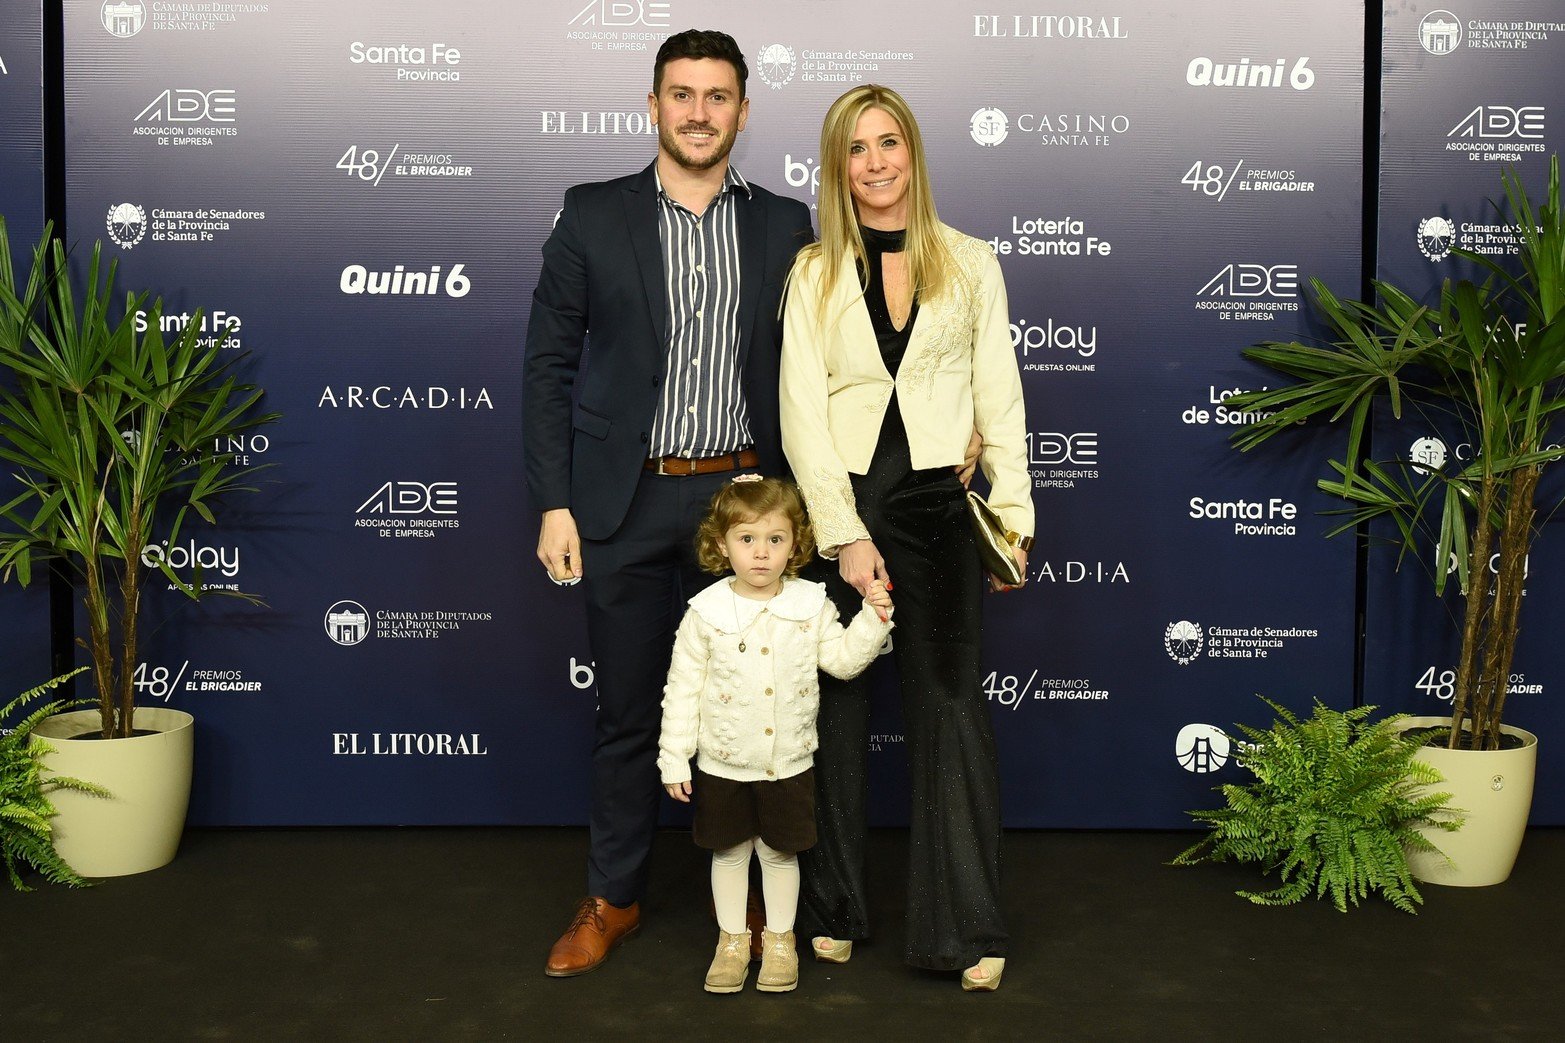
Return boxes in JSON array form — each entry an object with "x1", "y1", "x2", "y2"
[
  {"x1": 1372, "y1": 4, "x2": 1565, "y2": 820},
  {"x1": 0, "y1": 0, "x2": 52, "y2": 708},
  {"x1": 55, "y1": 0, "x2": 1367, "y2": 827}
]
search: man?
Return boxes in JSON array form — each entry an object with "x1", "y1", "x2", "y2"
[{"x1": 524, "y1": 29, "x2": 813, "y2": 977}]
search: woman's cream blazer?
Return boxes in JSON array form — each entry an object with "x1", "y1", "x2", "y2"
[{"x1": 780, "y1": 225, "x2": 1034, "y2": 557}]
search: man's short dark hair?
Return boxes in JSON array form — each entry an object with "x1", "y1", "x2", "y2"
[{"x1": 653, "y1": 29, "x2": 748, "y2": 99}]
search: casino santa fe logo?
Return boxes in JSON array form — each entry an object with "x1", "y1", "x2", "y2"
[{"x1": 970, "y1": 107, "x2": 1009, "y2": 147}]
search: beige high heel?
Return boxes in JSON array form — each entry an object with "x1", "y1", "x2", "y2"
[
  {"x1": 961, "y1": 957, "x2": 1005, "y2": 992},
  {"x1": 811, "y1": 936, "x2": 852, "y2": 963}
]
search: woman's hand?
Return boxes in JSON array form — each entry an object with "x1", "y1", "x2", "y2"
[
  {"x1": 989, "y1": 546, "x2": 1028, "y2": 593},
  {"x1": 838, "y1": 539, "x2": 890, "y2": 601},
  {"x1": 664, "y1": 781, "x2": 691, "y2": 803},
  {"x1": 954, "y1": 427, "x2": 983, "y2": 487}
]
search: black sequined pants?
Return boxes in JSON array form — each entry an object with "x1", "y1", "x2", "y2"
[{"x1": 799, "y1": 450, "x2": 1007, "y2": 970}]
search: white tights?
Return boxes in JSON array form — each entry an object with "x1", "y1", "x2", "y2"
[{"x1": 711, "y1": 837, "x2": 798, "y2": 935}]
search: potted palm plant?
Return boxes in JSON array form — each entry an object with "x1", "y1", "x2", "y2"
[
  {"x1": 0, "y1": 216, "x2": 278, "y2": 876},
  {"x1": 1226, "y1": 157, "x2": 1565, "y2": 885}
]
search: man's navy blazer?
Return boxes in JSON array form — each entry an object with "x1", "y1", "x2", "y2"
[{"x1": 524, "y1": 162, "x2": 814, "y2": 541}]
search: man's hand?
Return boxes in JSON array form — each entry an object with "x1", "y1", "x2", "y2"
[
  {"x1": 955, "y1": 428, "x2": 983, "y2": 488},
  {"x1": 839, "y1": 539, "x2": 890, "y2": 600},
  {"x1": 537, "y1": 508, "x2": 583, "y2": 583},
  {"x1": 665, "y1": 780, "x2": 692, "y2": 803}
]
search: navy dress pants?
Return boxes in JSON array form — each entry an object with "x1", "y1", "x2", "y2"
[{"x1": 581, "y1": 468, "x2": 730, "y2": 906}]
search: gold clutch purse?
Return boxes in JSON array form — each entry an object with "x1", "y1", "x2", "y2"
[{"x1": 965, "y1": 491, "x2": 1030, "y2": 586}]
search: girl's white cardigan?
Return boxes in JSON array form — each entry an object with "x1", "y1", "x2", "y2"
[{"x1": 657, "y1": 577, "x2": 893, "y2": 785}]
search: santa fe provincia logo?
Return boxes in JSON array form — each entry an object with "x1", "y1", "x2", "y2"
[
  {"x1": 756, "y1": 44, "x2": 796, "y2": 89},
  {"x1": 106, "y1": 203, "x2": 147, "y2": 249},
  {"x1": 1165, "y1": 620, "x2": 1204, "y2": 665}
]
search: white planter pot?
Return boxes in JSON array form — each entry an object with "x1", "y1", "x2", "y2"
[
  {"x1": 1397, "y1": 715, "x2": 1538, "y2": 888},
  {"x1": 32, "y1": 707, "x2": 194, "y2": 878}
]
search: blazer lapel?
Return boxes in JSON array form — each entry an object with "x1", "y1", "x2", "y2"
[
  {"x1": 624, "y1": 163, "x2": 668, "y2": 346},
  {"x1": 734, "y1": 190, "x2": 765, "y2": 367}
]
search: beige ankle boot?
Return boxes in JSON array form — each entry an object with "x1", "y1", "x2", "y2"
[
  {"x1": 704, "y1": 930, "x2": 750, "y2": 993},
  {"x1": 756, "y1": 928, "x2": 798, "y2": 992}
]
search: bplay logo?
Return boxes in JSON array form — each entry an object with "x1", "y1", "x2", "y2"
[
  {"x1": 756, "y1": 43, "x2": 796, "y2": 89},
  {"x1": 1417, "y1": 216, "x2": 1457, "y2": 261},
  {"x1": 1165, "y1": 620, "x2": 1204, "y2": 665},
  {"x1": 325, "y1": 601, "x2": 371, "y2": 646},
  {"x1": 106, "y1": 203, "x2": 147, "y2": 249},
  {"x1": 1420, "y1": 10, "x2": 1462, "y2": 54},
  {"x1": 102, "y1": 1, "x2": 146, "y2": 38},
  {"x1": 141, "y1": 539, "x2": 240, "y2": 579},
  {"x1": 569, "y1": 0, "x2": 671, "y2": 27},
  {"x1": 784, "y1": 154, "x2": 820, "y2": 196},
  {"x1": 970, "y1": 108, "x2": 1009, "y2": 146},
  {"x1": 1011, "y1": 317, "x2": 1096, "y2": 358},
  {"x1": 1175, "y1": 723, "x2": 1230, "y2": 773}
]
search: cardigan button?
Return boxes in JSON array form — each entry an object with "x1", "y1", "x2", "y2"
[
  {"x1": 765, "y1": 687, "x2": 773, "y2": 696},
  {"x1": 766, "y1": 769, "x2": 775, "y2": 777},
  {"x1": 764, "y1": 727, "x2": 773, "y2": 736},
  {"x1": 760, "y1": 647, "x2": 769, "y2": 655}
]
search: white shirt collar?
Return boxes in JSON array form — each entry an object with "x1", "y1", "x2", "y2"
[{"x1": 688, "y1": 577, "x2": 827, "y2": 630}]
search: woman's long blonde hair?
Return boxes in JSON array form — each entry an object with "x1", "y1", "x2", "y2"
[{"x1": 790, "y1": 84, "x2": 954, "y2": 323}]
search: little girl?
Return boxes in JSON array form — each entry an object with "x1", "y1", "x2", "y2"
[{"x1": 658, "y1": 475, "x2": 893, "y2": 994}]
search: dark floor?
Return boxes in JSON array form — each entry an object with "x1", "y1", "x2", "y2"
[{"x1": 3, "y1": 828, "x2": 1562, "y2": 1041}]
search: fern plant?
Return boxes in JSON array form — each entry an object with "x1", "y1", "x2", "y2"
[
  {"x1": 0, "y1": 668, "x2": 106, "y2": 889},
  {"x1": 1173, "y1": 697, "x2": 1462, "y2": 913}
]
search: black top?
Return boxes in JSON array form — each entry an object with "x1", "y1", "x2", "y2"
[{"x1": 859, "y1": 226, "x2": 918, "y2": 377}]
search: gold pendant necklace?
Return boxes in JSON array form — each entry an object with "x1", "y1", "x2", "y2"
[{"x1": 731, "y1": 583, "x2": 770, "y2": 652}]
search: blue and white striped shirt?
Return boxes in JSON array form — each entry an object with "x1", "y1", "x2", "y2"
[{"x1": 649, "y1": 166, "x2": 751, "y2": 459}]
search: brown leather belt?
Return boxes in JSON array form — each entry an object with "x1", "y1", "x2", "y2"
[{"x1": 644, "y1": 448, "x2": 759, "y2": 476}]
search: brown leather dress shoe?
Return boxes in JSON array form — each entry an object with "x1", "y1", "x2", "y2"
[{"x1": 544, "y1": 896, "x2": 641, "y2": 977}]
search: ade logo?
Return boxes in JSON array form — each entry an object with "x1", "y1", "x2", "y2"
[{"x1": 569, "y1": 0, "x2": 670, "y2": 27}]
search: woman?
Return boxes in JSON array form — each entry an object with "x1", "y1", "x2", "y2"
[{"x1": 779, "y1": 84, "x2": 1033, "y2": 991}]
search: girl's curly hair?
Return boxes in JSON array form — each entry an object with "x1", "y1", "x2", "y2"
[{"x1": 695, "y1": 477, "x2": 815, "y2": 576}]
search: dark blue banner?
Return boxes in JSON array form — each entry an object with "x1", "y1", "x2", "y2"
[
  {"x1": 0, "y1": 0, "x2": 51, "y2": 707},
  {"x1": 1373, "y1": 2, "x2": 1565, "y2": 823},
  {"x1": 58, "y1": 0, "x2": 1363, "y2": 827}
]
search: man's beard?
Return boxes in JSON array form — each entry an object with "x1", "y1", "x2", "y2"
[{"x1": 658, "y1": 122, "x2": 735, "y2": 172}]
